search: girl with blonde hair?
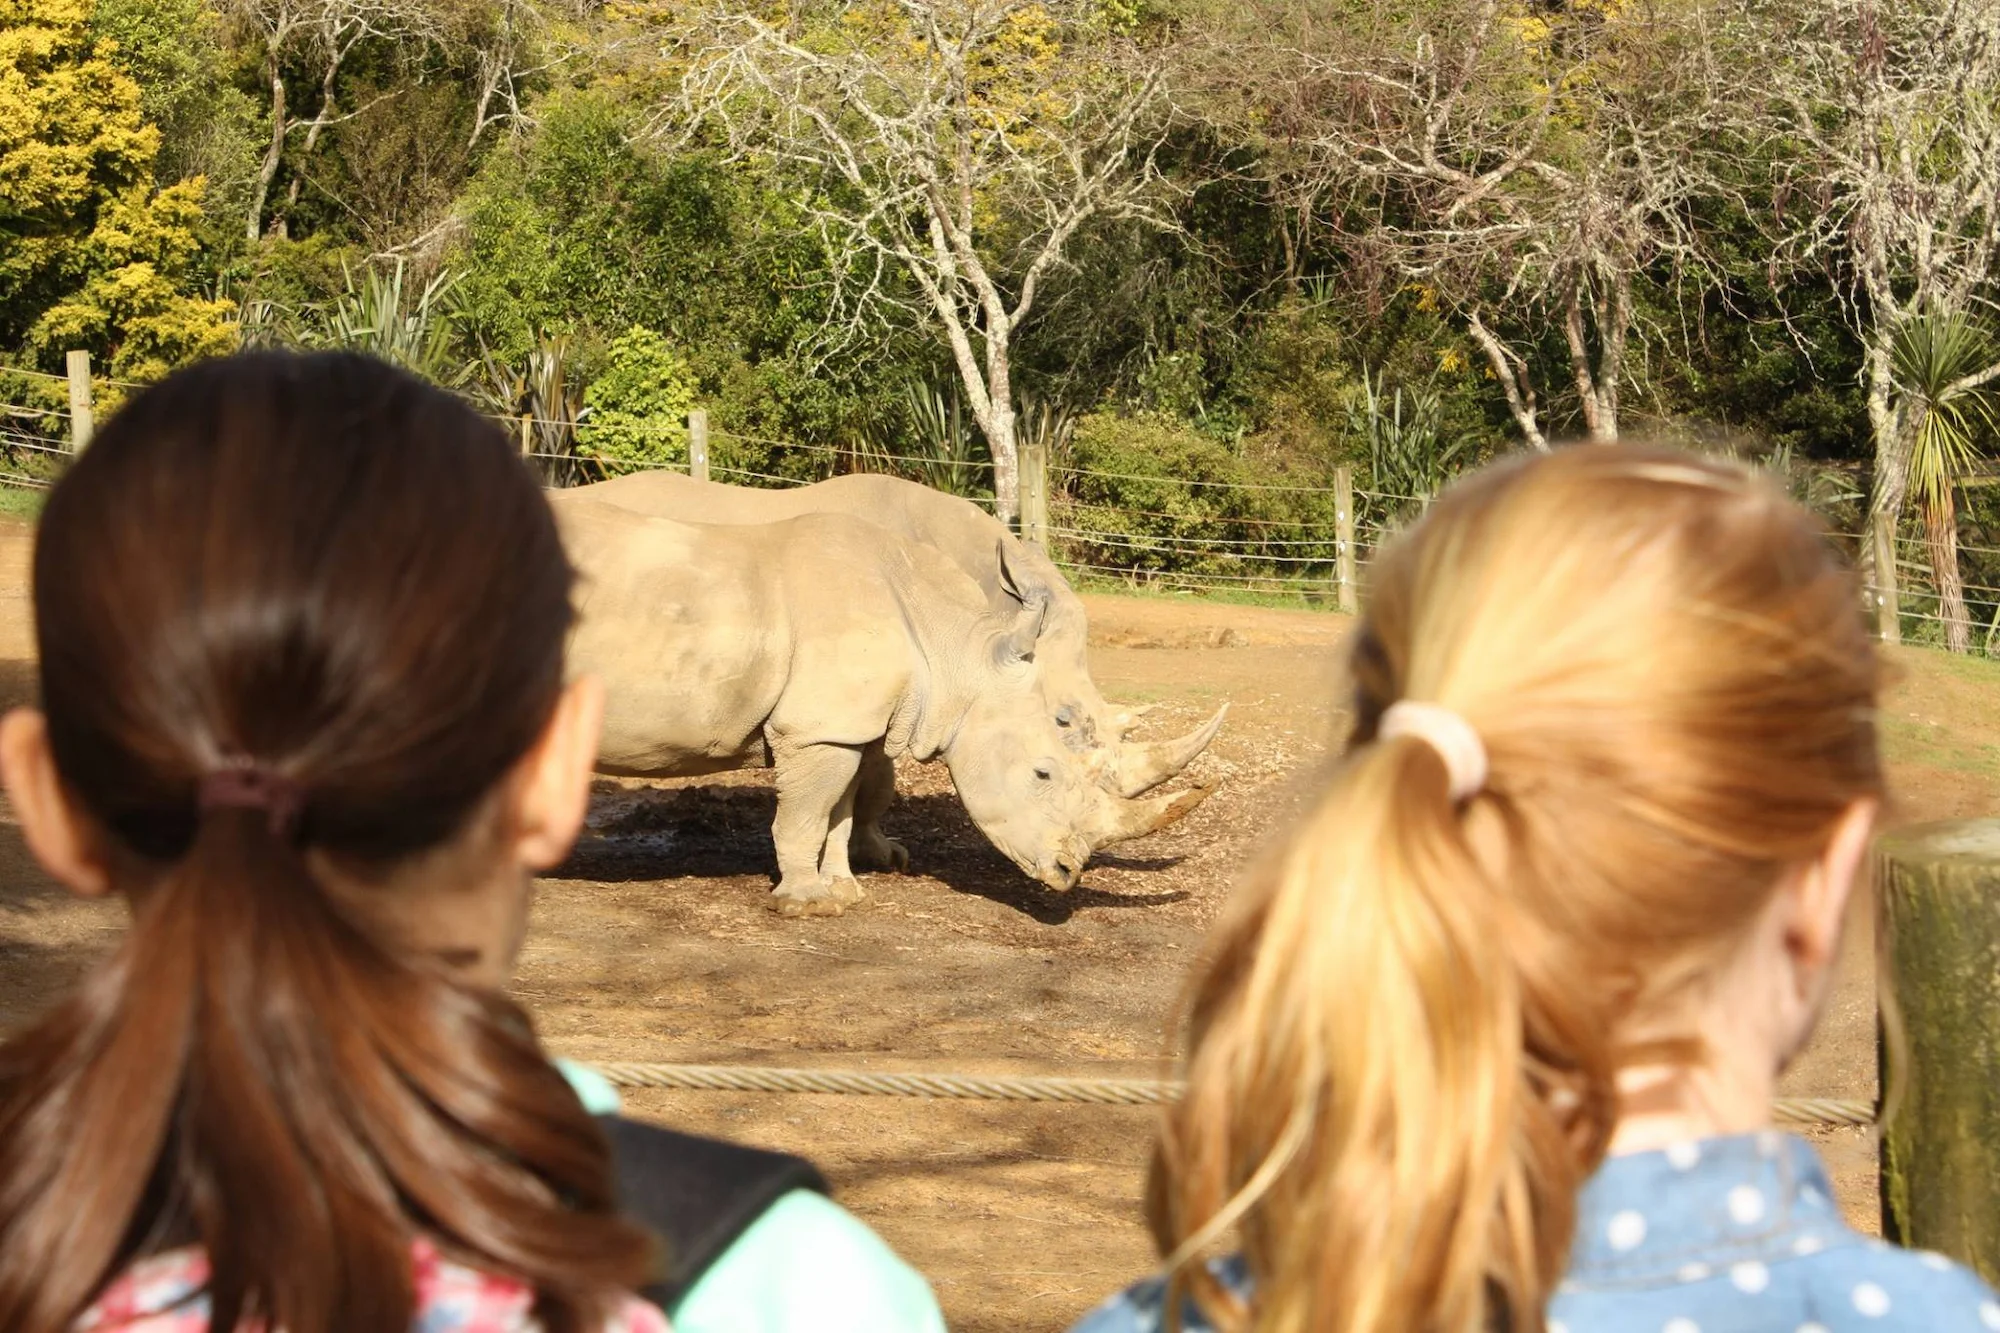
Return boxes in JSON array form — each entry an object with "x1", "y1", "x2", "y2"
[{"x1": 1074, "y1": 445, "x2": 2000, "y2": 1333}]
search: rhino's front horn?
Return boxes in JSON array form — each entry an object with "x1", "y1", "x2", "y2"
[
  {"x1": 1093, "y1": 784, "x2": 1213, "y2": 850},
  {"x1": 1109, "y1": 703, "x2": 1229, "y2": 797}
]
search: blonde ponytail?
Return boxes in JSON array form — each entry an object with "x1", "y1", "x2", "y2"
[
  {"x1": 1147, "y1": 444, "x2": 1882, "y2": 1333},
  {"x1": 1155, "y1": 734, "x2": 1588, "y2": 1333}
]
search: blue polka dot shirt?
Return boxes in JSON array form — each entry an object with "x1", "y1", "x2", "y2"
[{"x1": 1068, "y1": 1132, "x2": 2000, "y2": 1332}]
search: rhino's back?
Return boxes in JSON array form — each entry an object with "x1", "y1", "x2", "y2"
[
  {"x1": 576, "y1": 470, "x2": 1072, "y2": 621},
  {"x1": 576, "y1": 470, "x2": 825, "y2": 526},
  {"x1": 552, "y1": 493, "x2": 929, "y2": 773},
  {"x1": 556, "y1": 493, "x2": 792, "y2": 773}
]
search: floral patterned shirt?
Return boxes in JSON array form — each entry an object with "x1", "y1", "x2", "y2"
[{"x1": 74, "y1": 1236, "x2": 671, "y2": 1333}]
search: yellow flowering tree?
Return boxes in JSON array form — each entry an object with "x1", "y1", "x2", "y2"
[{"x1": 0, "y1": 0, "x2": 233, "y2": 380}]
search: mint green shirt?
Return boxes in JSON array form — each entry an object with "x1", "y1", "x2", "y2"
[{"x1": 552, "y1": 1060, "x2": 947, "y2": 1333}]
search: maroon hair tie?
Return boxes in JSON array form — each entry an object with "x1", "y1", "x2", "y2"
[{"x1": 199, "y1": 759, "x2": 305, "y2": 838}]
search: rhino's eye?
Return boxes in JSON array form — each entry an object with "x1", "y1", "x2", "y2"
[
  {"x1": 1055, "y1": 707, "x2": 1074, "y2": 728},
  {"x1": 1033, "y1": 764, "x2": 1053, "y2": 781}
]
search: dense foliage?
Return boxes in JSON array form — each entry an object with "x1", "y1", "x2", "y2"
[{"x1": 3, "y1": 0, "x2": 1998, "y2": 642}]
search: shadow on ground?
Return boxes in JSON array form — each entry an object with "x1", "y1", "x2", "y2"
[{"x1": 558, "y1": 784, "x2": 1191, "y2": 925}]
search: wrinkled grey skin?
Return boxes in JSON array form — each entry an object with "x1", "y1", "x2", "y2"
[
  {"x1": 573, "y1": 470, "x2": 1228, "y2": 799},
  {"x1": 552, "y1": 493, "x2": 1207, "y2": 916}
]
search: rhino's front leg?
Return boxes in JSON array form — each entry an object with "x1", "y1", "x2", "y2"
[
  {"x1": 768, "y1": 740, "x2": 869, "y2": 918},
  {"x1": 850, "y1": 741, "x2": 909, "y2": 873}
]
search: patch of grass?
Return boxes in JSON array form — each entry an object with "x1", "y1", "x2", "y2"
[
  {"x1": 1063, "y1": 571, "x2": 1344, "y2": 614},
  {"x1": 1889, "y1": 642, "x2": 2000, "y2": 687},
  {"x1": 0, "y1": 486, "x2": 44, "y2": 521},
  {"x1": 1880, "y1": 715, "x2": 2000, "y2": 782}
]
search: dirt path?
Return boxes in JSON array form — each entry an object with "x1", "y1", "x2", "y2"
[{"x1": 2, "y1": 525, "x2": 1997, "y2": 1330}]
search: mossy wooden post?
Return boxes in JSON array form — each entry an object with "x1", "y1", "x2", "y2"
[
  {"x1": 688, "y1": 409, "x2": 710, "y2": 483},
  {"x1": 1333, "y1": 465, "x2": 1358, "y2": 615},
  {"x1": 66, "y1": 350, "x2": 94, "y2": 452},
  {"x1": 1019, "y1": 438, "x2": 1049, "y2": 550},
  {"x1": 1877, "y1": 818, "x2": 2000, "y2": 1283}
]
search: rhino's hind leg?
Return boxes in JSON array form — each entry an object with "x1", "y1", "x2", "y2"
[
  {"x1": 850, "y1": 741, "x2": 909, "y2": 873},
  {"x1": 769, "y1": 740, "x2": 869, "y2": 918}
]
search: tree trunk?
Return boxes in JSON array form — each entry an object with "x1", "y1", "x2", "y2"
[
  {"x1": 981, "y1": 323, "x2": 1020, "y2": 526},
  {"x1": 1564, "y1": 283, "x2": 1610, "y2": 441},
  {"x1": 1865, "y1": 350, "x2": 1908, "y2": 643},
  {"x1": 249, "y1": 53, "x2": 288, "y2": 242},
  {"x1": 283, "y1": 60, "x2": 343, "y2": 220},
  {"x1": 989, "y1": 403, "x2": 1019, "y2": 529},
  {"x1": 1924, "y1": 489, "x2": 1971, "y2": 653},
  {"x1": 1594, "y1": 269, "x2": 1631, "y2": 443},
  {"x1": 1467, "y1": 312, "x2": 1549, "y2": 450}
]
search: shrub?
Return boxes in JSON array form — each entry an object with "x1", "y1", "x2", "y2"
[
  {"x1": 1055, "y1": 411, "x2": 1342, "y2": 585},
  {"x1": 577, "y1": 327, "x2": 699, "y2": 470}
]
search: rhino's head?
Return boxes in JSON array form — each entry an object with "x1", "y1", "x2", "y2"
[
  {"x1": 993, "y1": 542, "x2": 1228, "y2": 799},
  {"x1": 943, "y1": 595, "x2": 1209, "y2": 891}
]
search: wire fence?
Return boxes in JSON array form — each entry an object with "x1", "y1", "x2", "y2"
[{"x1": 7, "y1": 386, "x2": 2000, "y2": 649}]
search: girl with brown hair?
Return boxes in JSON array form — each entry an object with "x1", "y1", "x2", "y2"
[
  {"x1": 1073, "y1": 445, "x2": 2000, "y2": 1333},
  {"x1": 0, "y1": 351, "x2": 943, "y2": 1333}
]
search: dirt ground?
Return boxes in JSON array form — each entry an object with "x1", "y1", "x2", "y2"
[{"x1": 3, "y1": 516, "x2": 1999, "y2": 1331}]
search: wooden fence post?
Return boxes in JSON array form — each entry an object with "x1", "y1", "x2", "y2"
[
  {"x1": 688, "y1": 409, "x2": 710, "y2": 483},
  {"x1": 66, "y1": 350, "x2": 94, "y2": 453},
  {"x1": 1019, "y1": 439, "x2": 1049, "y2": 550},
  {"x1": 519, "y1": 413, "x2": 533, "y2": 461},
  {"x1": 1876, "y1": 819, "x2": 2000, "y2": 1284},
  {"x1": 1333, "y1": 465, "x2": 1358, "y2": 615}
]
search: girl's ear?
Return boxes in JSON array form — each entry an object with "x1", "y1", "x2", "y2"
[
  {"x1": 0, "y1": 708, "x2": 113, "y2": 898},
  {"x1": 1782, "y1": 797, "x2": 1878, "y2": 981},
  {"x1": 507, "y1": 676, "x2": 605, "y2": 873}
]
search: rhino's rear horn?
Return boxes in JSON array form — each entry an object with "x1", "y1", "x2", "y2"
[
  {"x1": 1110, "y1": 702, "x2": 1159, "y2": 740},
  {"x1": 1110, "y1": 703, "x2": 1229, "y2": 797},
  {"x1": 1093, "y1": 784, "x2": 1212, "y2": 849}
]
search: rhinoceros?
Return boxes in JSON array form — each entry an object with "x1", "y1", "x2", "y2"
[
  {"x1": 571, "y1": 470, "x2": 1227, "y2": 797},
  {"x1": 550, "y1": 491, "x2": 1205, "y2": 916}
]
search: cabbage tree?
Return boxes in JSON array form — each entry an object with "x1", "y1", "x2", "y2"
[{"x1": 1891, "y1": 311, "x2": 2000, "y2": 653}]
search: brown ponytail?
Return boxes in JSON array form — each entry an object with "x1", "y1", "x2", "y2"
[
  {"x1": 0, "y1": 352, "x2": 656, "y2": 1333},
  {"x1": 1148, "y1": 445, "x2": 1884, "y2": 1333}
]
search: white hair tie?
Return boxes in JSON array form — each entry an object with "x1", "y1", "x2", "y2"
[{"x1": 1378, "y1": 700, "x2": 1487, "y2": 802}]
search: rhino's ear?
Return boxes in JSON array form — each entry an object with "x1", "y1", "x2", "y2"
[
  {"x1": 994, "y1": 592, "x2": 1048, "y2": 667},
  {"x1": 996, "y1": 537, "x2": 1033, "y2": 607}
]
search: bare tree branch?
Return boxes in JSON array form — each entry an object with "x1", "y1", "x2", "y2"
[
  {"x1": 1187, "y1": 0, "x2": 1730, "y2": 447},
  {"x1": 1743, "y1": 0, "x2": 2000, "y2": 641},
  {"x1": 219, "y1": 0, "x2": 452, "y2": 239},
  {"x1": 656, "y1": 1, "x2": 1174, "y2": 523}
]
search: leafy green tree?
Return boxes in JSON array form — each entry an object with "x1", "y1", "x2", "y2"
[
  {"x1": 452, "y1": 90, "x2": 911, "y2": 457},
  {"x1": 90, "y1": 0, "x2": 261, "y2": 215},
  {"x1": 1, "y1": 0, "x2": 234, "y2": 378}
]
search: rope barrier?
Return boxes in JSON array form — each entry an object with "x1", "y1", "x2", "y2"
[{"x1": 583, "y1": 1061, "x2": 1877, "y2": 1126}]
